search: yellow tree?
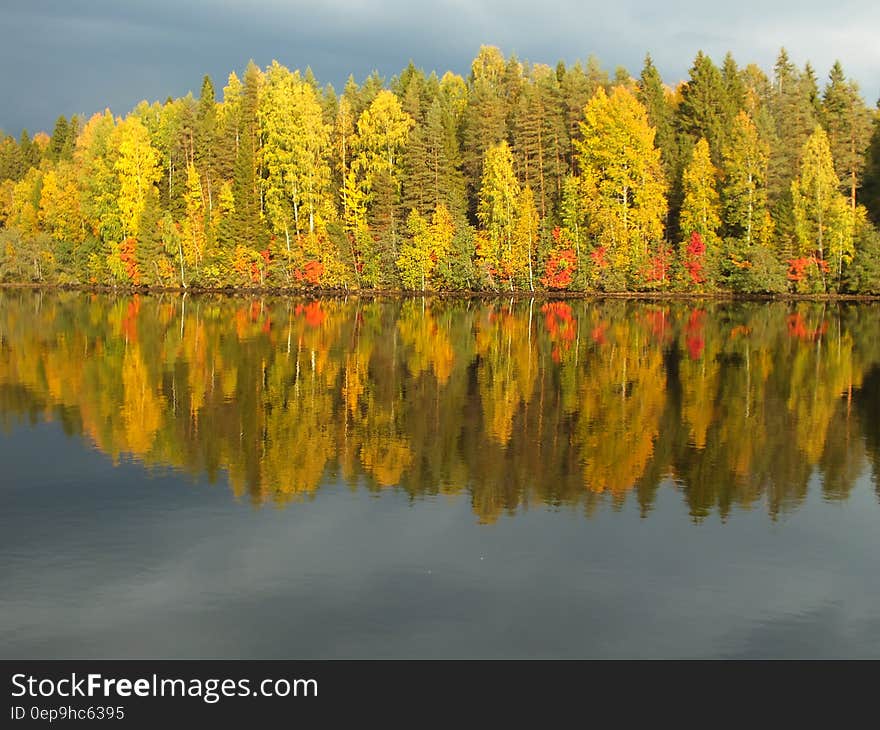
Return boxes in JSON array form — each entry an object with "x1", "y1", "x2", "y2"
[
  {"x1": 574, "y1": 86, "x2": 667, "y2": 285},
  {"x1": 112, "y1": 116, "x2": 162, "y2": 241},
  {"x1": 182, "y1": 162, "x2": 208, "y2": 278},
  {"x1": 511, "y1": 186, "x2": 539, "y2": 291},
  {"x1": 398, "y1": 209, "x2": 432, "y2": 290},
  {"x1": 353, "y1": 90, "x2": 415, "y2": 244},
  {"x1": 260, "y1": 62, "x2": 297, "y2": 258},
  {"x1": 791, "y1": 125, "x2": 854, "y2": 289},
  {"x1": 397, "y1": 202, "x2": 455, "y2": 290},
  {"x1": 477, "y1": 141, "x2": 520, "y2": 289},
  {"x1": 9, "y1": 167, "x2": 43, "y2": 237},
  {"x1": 290, "y1": 79, "x2": 334, "y2": 230},
  {"x1": 39, "y1": 163, "x2": 84, "y2": 244},
  {"x1": 334, "y1": 95, "x2": 357, "y2": 225},
  {"x1": 74, "y1": 110, "x2": 120, "y2": 253},
  {"x1": 680, "y1": 137, "x2": 721, "y2": 246},
  {"x1": 261, "y1": 62, "x2": 334, "y2": 252}
]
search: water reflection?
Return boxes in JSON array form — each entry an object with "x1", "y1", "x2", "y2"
[{"x1": 1, "y1": 291, "x2": 878, "y2": 522}]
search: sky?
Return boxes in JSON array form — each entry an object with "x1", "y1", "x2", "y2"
[{"x1": 2, "y1": 0, "x2": 879, "y2": 135}]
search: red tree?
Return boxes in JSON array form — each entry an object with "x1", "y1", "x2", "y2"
[{"x1": 684, "y1": 231, "x2": 706, "y2": 285}]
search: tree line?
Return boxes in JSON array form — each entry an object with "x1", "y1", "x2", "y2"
[
  {"x1": 2, "y1": 46, "x2": 880, "y2": 294},
  {"x1": 1, "y1": 292, "x2": 878, "y2": 522}
]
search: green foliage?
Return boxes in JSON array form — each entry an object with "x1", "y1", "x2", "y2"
[
  {"x1": 820, "y1": 61, "x2": 873, "y2": 205},
  {"x1": 719, "y1": 237, "x2": 788, "y2": 293},
  {"x1": 722, "y1": 112, "x2": 771, "y2": 247},
  {"x1": 677, "y1": 52, "x2": 727, "y2": 163},
  {"x1": 844, "y1": 224, "x2": 880, "y2": 294},
  {"x1": 638, "y1": 54, "x2": 679, "y2": 219},
  {"x1": 863, "y1": 112, "x2": 880, "y2": 227}
]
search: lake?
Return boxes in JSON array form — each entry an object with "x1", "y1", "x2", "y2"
[{"x1": 1, "y1": 291, "x2": 879, "y2": 658}]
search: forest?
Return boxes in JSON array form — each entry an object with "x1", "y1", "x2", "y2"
[{"x1": 1, "y1": 46, "x2": 880, "y2": 294}]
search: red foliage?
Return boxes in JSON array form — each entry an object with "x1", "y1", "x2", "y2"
[
  {"x1": 230, "y1": 301, "x2": 271, "y2": 338},
  {"x1": 685, "y1": 308, "x2": 706, "y2": 360},
  {"x1": 249, "y1": 249, "x2": 271, "y2": 284},
  {"x1": 787, "y1": 256, "x2": 829, "y2": 282},
  {"x1": 294, "y1": 260, "x2": 325, "y2": 286},
  {"x1": 234, "y1": 307, "x2": 249, "y2": 339},
  {"x1": 590, "y1": 246, "x2": 608, "y2": 269},
  {"x1": 541, "y1": 302, "x2": 576, "y2": 362},
  {"x1": 643, "y1": 308, "x2": 672, "y2": 343},
  {"x1": 540, "y1": 248, "x2": 577, "y2": 289},
  {"x1": 234, "y1": 302, "x2": 270, "y2": 339},
  {"x1": 121, "y1": 295, "x2": 140, "y2": 341},
  {"x1": 687, "y1": 335, "x2": 705, "y2": 361},
  {"x1": 487, "y1": 265, "x2": 507, "y2": 285},
  {"x1": 786, "y1": 313, "x2": 828, "y2": 341},
  {"x1": 119, "y1": 237, "x2": 140, "y2": 285},
  {"x1": 644, "y1": 244, "x2": 672, "y2": 284},
  {"x1": 590, "y1": 322, "x2": 607, "y2": 345},
  {"x1": 295, "y1": 301, "x2": 326, "y2": 329},
  {"x1": 686, "y1": 231, "x2": 706, "y2": 257},
  {"x1": 684, "y1": 231, "x2": 706, "y2": 285}
]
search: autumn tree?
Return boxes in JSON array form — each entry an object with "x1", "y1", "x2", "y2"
[
  {"x1": 261, "y1": 62, "x2": 334, "y2": 282},
  {"x1": 182, "y1": 162, "x2": 208, "y2": 281},
  {"x1": 38, "y1": 163, "x2": 83, "y2": 247},
  {"x1": 353, "y1": 89, "x2": 414, "y2": 247},
  {"x1": 680, "y1": 137, "x2": 721, "y2": 246},
  {"x1": 575, "y1": 86, "x2": 667, "y2": 287},
  {"x1": 477, "y1": 141, "x2": 520, "y2": 289},
  {"x1": 511, "y1": 186, "x2": 539, "y2": 291},
  {"x1": 396, "y1": 203, "x2": 455, "y2": 290},
  {"x1": 560, "y1": 57, "x2": 609, "y2": 172},
  {"x1": 791, "y1": 125, "x2": 854, "y2": 289},
  {"x1": 2, "y1": 50, "x2": 880, "y2": 296},
  {"x1": 113, "y1": 116, "x2": 162, "y2": 240}
]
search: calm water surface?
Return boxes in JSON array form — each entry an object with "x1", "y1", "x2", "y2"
[{"x1": 1, "y1": 291, "x2": 879, "y2": 658}]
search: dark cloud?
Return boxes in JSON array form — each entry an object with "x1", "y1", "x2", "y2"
[{"x1": 1, "y1": 0, "x2": 878, "y2": 134}]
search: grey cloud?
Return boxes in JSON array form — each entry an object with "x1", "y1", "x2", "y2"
[{"x1": 1, "y1": 1, "x2": 878, "y2": 139}]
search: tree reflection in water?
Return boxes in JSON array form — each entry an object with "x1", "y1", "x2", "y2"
[{"x1": 1, "y1": 291, "x2": 878, "y2": 523}]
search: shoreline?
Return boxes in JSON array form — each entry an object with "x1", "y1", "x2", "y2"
[{"x1": 1, "y1": 281, "x2": 879, "y2": 303}]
